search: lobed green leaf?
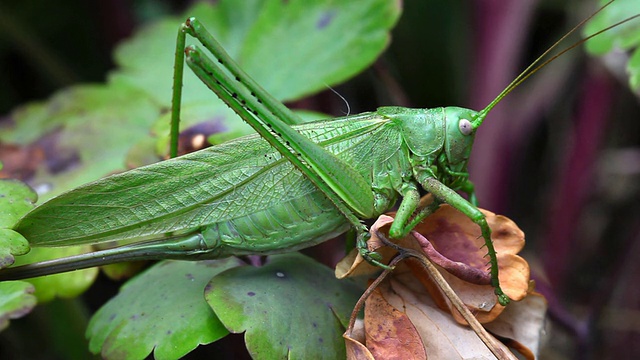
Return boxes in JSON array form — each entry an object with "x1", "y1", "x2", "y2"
[
  {"x1": 87, "y1": 258, "x2": 242, "y2": 360},
  {"x1": 0, "y1": 179, "x2": 36, "y2": 267},
  {"x1": 0, "y1": 281, "x2": 36, "y2": 332},
  {"x1": 205, "y1": 253, "x2": 362, "y2": 359}
]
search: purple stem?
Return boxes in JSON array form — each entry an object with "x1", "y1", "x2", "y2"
[
  {"x1": 542, "y1": 70, "x2": 614, "y2": 288},
  {"x1": 467, "y1": 0, "x2": 537, "y2": 212}
]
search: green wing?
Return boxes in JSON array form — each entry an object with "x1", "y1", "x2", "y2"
[{"x1": 16, "y1": 113, "x2": 400, "y2": 246}]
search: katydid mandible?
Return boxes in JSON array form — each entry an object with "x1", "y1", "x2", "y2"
[{"x1": 1, "y1": 2, "x2": 635, "y2": 307}]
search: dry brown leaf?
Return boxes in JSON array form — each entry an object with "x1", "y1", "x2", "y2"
[
  {"x1": 0, "y1": 143, "x2": 45, "y2": 181},
  {"x1": 483, "y1": 292, "x2": 548, "y2": 360},
  {"x1": 338, "y1": 199, "x2": 545, "y2": 359},
  {"x1": 344, "y1": 318, "x2": 376, "y2": 360},
  {"x1": 411, "y1": 205, "x2": 529, "y2": 302},
  {"x1": 363, "y1": 282, "x2": 426, "y2": 359},
  {"x1": 335, "y1": 215, "x2": 421, "y2": 279},
  {"x1": 386, "y1": 268, "x2": 515, "y2": 359}
]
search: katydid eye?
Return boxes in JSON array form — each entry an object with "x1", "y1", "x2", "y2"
[{"x1": 459, "y1": 119, "x2": 473, "y2": 135}]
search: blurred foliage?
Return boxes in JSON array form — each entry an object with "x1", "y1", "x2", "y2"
[{"x1": 584, "y1": 0, "x2": 640, "y2": 89}]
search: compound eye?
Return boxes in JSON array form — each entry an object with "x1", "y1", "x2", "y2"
[{"x1": 459, "y1": 119, "x2": 473, "y2": 135}]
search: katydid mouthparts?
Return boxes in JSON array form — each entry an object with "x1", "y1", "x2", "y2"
[{"x1": 1, "y1": 1, "x2": 637, "y2": 307}]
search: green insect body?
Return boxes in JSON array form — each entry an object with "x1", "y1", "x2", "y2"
[
  {"x1": 7, "y1": 3, "x2": 633, "y2": 305},
  {"x1": 13, "y1": 106, "x2": 483, "y2": 265}
]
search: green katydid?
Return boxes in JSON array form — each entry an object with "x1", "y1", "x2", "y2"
[{"x1": 0, "y1": 1, "x2": 636, "y2": 307}]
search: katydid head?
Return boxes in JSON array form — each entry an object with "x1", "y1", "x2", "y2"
[{"x1": 442, "y1": 106, "x2": 478, "y2": 169}]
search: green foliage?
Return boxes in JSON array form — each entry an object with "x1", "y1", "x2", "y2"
[
  {"x1": 0, "y1": 179, "x2": 34, "y2": 267},
  {"x1": 0, "y1": 180, "x2": 36, "y2": 331},
  {"x1": 86, "y1": 254, "x2": 362, "y2": 359},
  {"x1": 0, "y1": 179, "x2": 96, "y2": 302},
  {"x1": 0, "y1": 179, "x2": 37, "y2": 229},
  {"x1": 87, "y1": 259, "x2": 241, "y2": 360},
  {"x1": 204, "y1": 253, "x2": 362, "y2": 359},
  {"x1": 0, "y1": 281, "x2": 36, "y2": 332},
  {"x1": 584, "y1": 0, "x2": 640, "y2": 90}
]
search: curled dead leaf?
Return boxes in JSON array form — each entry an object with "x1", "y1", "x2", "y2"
[
  {"x1": 345, "y1": 272, "x2": 518, "y2": 360},
  {"x1": 409, "y1": 204, "x2": 530, "y2": 322},
  {"x1": 338, "y1": 198, "x2": 545, "y2": 359},
  {"x1": 344, "y1": 282, "x2": 427, "y2": 360}
]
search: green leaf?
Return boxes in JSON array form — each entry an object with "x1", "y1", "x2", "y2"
[
  {"x1": 0, "y1": 281, "x2": 36, "y2": 332},
  {"x1": 0, "y1": 179, "x2": 37, "y2": 228},
  {"x1": 584, "y1": 0, "x2": 640, "y2": 91},
  {"x1": 0, "y1": 230, "x2": 29, "y2": 269},
  {"x1": 0, "y1": 179, "x2": 94, "y2": 301},
  {"x1": 0, "y1": 179, "x2": 36, "y2": 267},
  {"x1": 114, "y1": 0, "x2": 401, "y2": 104},
  {"x1": 87, "y1": 258, "x2": 242, "y2": 360},
  {"x1": 630, "y1": 46, "x2": 640, "y2": 89},
  {"x1": 0, "y1": 180, "x2": 39, "y2": 326},
  {"x1": 205, "y1": 253, "x2": 363, "y2": 359}
]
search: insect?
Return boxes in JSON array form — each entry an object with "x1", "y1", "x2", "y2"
[{"x1": 0, "y1": 1, "x2": 635, "y2": 307}]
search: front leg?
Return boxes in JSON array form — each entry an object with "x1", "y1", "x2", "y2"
[
  {"x1": 436, "y1": 154, "x2": 478, "y2": 206},
  {"x1": 387, "y1": 182, "x2": 442, "y2": 239},
  {"x1": 421, "y1": 177, "x2": 511, "y2": 306}
]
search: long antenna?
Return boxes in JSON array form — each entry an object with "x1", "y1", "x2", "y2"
[{"x1": 471, "y1": 0, "x2": 638, "y2": 129}]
